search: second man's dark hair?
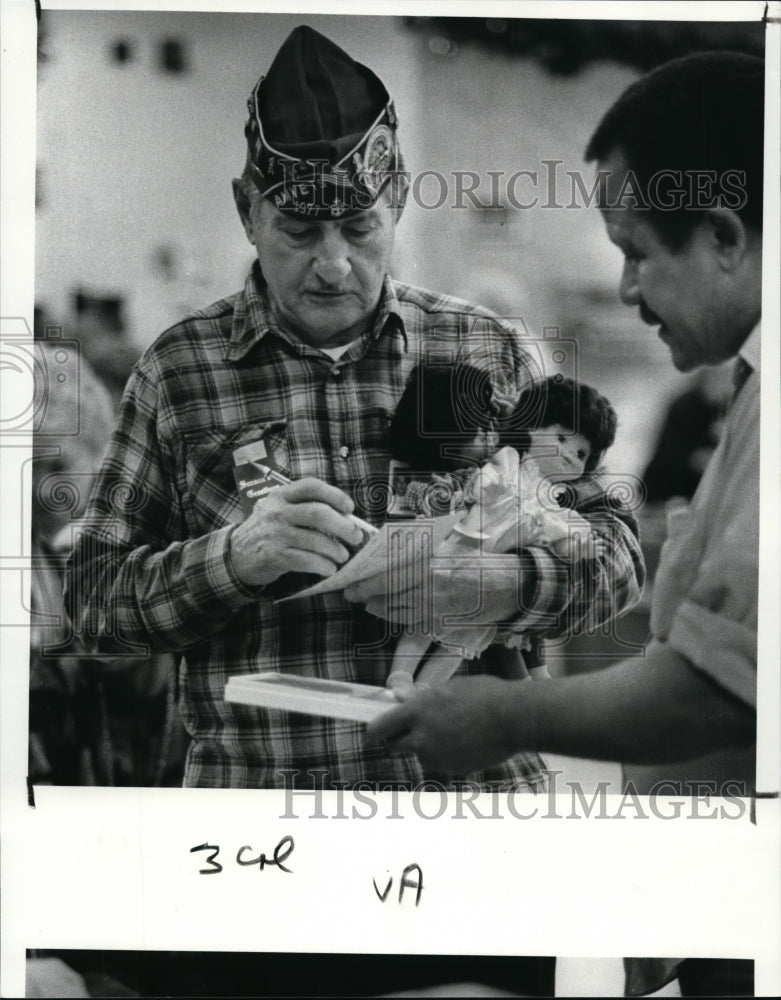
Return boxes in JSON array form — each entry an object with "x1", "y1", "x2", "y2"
[{"x1": 585, "y1": 51, "x2": 764, "y2": 248}]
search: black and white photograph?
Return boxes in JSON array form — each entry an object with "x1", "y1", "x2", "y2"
[
  {"x1": 1, "y1": 1, "x2": 779, "y2": 997},
  {"x1": 21, "y1": 949, "x2": 754, "y2": 997}
]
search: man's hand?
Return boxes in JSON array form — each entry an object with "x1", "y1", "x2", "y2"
[
  {"x1": 367, "y1": 647, "x2": 757, "y2": 776},
  {"x1": 366, "y1": 675, "x2": 518, "y2": 774},
  {"x1": 344, "y1": 552, "x2": 528, "y2": 628},
  {"x1": 549, "y1": 520, "x2": 606, "y2": 563},
  {"x1": 492, "y1": 386, "x2": 519, "y2": 419},
  {"x1": 229, "y1": 478, "x2": 364, "y2": 587}
]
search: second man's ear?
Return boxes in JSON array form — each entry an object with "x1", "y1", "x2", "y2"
[
  {"x1": 705, "y1": 208, "x2": 748, "y2": 270},
  {"x1": 232, "y1": 178, "x2": 255, "y2": 244}
]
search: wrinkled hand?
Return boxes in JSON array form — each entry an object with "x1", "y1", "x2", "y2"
[
  {"x1": 344, "y1": 552, "x2": 526, "y2": 628},
  {"x1": 366, "y1": 675, "x2": 518, "y2": 774},
  {"x1": 229, "y1": 477, "x2": 364, "y2": 587}
]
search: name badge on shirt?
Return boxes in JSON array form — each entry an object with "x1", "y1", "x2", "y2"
[{"x1": 232, "y1": 440, "x2": 291, "y2": 517}]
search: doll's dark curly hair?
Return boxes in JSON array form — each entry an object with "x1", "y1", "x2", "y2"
[
  {"x1": 501, "y1": 376, "x2": 617, "y2": 473},
  {"x1": 389, "y1": 362, "x2": 498, "y2": 473}
]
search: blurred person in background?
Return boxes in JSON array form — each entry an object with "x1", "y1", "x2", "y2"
[
  {"x1": 641, "y1": 364, "x2": 733, "y2": 505},
  {"x1": 30, "y1": 337, "x2": 186, "y2": 787},
  {"x1": 370, "y1": 51, "x2": 763, "y2": 998}
]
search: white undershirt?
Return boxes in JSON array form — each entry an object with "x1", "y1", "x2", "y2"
[{"x1": 318, "y1": 338, "x2": 362, "y2": 362}]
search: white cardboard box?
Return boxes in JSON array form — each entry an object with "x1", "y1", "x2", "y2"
[{"x1": 225, "y1": 672, "x2": 397, "y2": 723}]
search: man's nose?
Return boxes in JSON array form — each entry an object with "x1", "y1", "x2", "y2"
[
  {"x1": 618, "y1": 259, "x2": 640, "y2": 305},
  {"x1": 313, "y1": 232, "x2": 351, "y2": 285}
]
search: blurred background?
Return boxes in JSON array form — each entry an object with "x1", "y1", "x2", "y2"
[{"x1": 30, "y1": 10, "x2": 764, "y2": 792}]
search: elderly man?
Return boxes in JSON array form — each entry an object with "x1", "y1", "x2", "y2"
[
  {"x1": 370, "y1": 50, "x2": 762, "y2": 996},
  {"x1": 66, "y1": 25, "x2": 643, "y2": 795}
]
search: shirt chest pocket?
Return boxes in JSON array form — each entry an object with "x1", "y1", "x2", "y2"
[{"x1": 180, "y1": 422, "x2": 290, "y2": 536}]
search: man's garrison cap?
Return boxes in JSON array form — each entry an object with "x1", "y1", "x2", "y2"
[{"x1": 244, "y1": 25, "x2": 401, "y2": 219}]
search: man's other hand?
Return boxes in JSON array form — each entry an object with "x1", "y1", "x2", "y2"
[
  {"x1": 366, "y1": 675, "x2": 517, "y2": 774},
  {"x1": 229, "y1": 478, "x2": 364, "y2": 587},
  {"x1": 344, "y1": 552, "x2": 527, "y2": 628}
]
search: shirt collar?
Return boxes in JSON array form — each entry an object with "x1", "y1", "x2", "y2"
[
  {"x1": 738, "y1": 320, "x2": 761, "y2": 375},
  {"x1": 370, "y1": 275, "x2": 408, "y2": 351},
  {"x1": 226, "y1": 265, "x2": 407, "y2": 363},
  {"x1": 225, "y1": 263, "x2": 278, "y2": 362}
]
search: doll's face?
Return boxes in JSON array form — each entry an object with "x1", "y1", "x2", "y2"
[
  {"x1": 456, "y1": 424, "x2": 500, "y2": 464},
  {"x1": 527, "y1": 424, "x2": 592, "y2": 479}
]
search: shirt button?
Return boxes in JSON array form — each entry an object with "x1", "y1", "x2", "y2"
[
  {"x1": 338, "y1": 446, "x2": 350, "y2": 459},
  {"x1": 331, "y1": 367, "x2": 341, "y2": 377}
]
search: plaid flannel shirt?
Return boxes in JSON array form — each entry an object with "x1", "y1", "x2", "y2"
[{"x1": 66, "y1": 265, "x2": 644, "y2": 789}]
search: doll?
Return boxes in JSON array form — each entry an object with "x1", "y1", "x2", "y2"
[
  {"x1": 387, "y1": 361, "x2": 501, "y2": 518},
  {"x1": 386, "y1": 368, "x2": 618, "y2": 690}
]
